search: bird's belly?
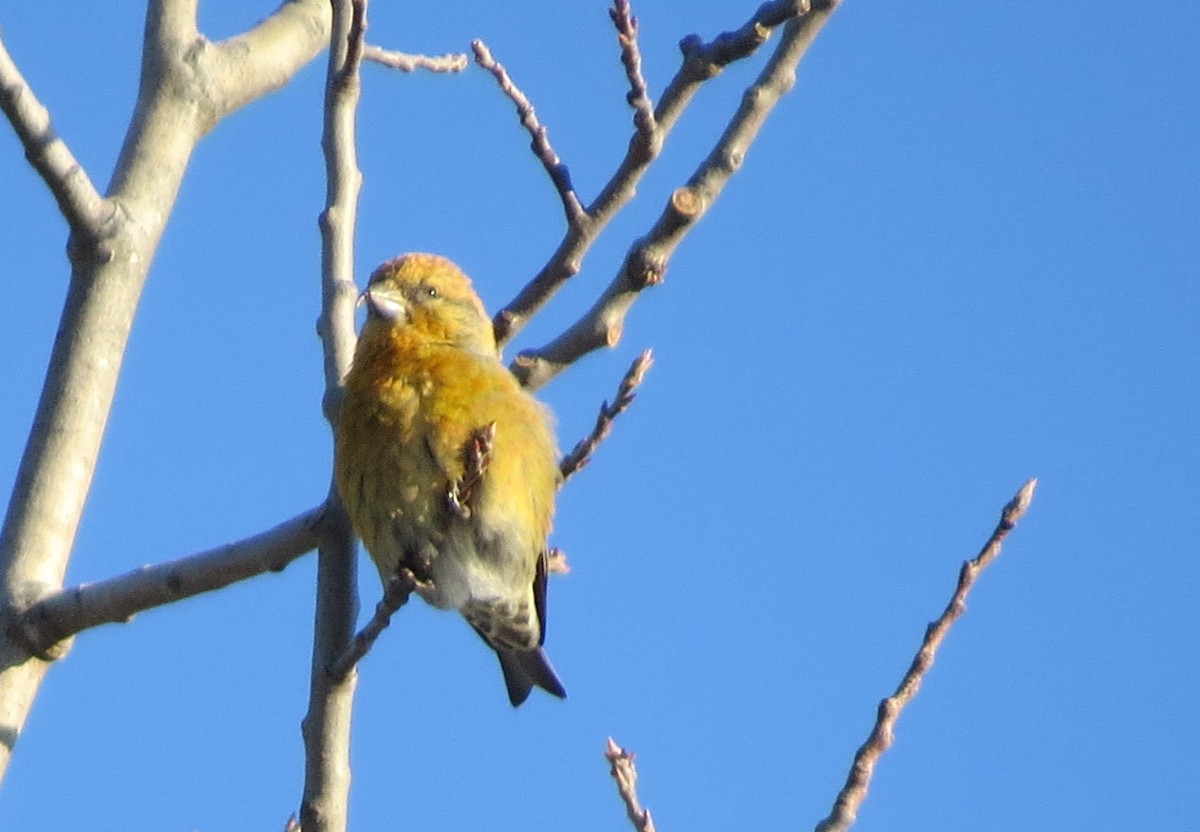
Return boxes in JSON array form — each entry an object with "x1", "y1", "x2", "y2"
[{"x1": 420, "y1": 528, "x2": 519, "y2": 612}]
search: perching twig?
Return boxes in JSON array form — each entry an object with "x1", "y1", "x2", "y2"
[
  {"x1": 363, "y1": 44, "x2": 468, "y2": 73},
  {"x1": 814, "y1": 478, "x2": 1038, "y2": 832},
  {"x1": 326, "y1": 567, "x2": 428, "y2": 681},
  {"x1": 560, "y1": 350, "x2": 654, "y2": 484},
  {"x1": 609, "y1": 0, "x2": 656, "y2": 137},
  {"x1": 472, "y1": 39, "x2": 586, "y2": 229},
  {"x1": 447, "y1": 423, "x2": 497, "y2": 520},
  {"x1": 606, "y1": 738, "x2": 657, "y2": 832}
]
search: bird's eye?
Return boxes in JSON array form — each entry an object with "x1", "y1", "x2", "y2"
[{"x1": 425, "y1": 285, "x2": 439, "y2": 299}]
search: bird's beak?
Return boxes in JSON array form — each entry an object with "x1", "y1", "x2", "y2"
[{"x1": 361, "y1": 285, "x2": 408, "y2": 323}]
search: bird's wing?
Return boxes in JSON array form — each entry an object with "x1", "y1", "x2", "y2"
[{"x1": 533, "y1": 547, "x2": 550, "y2": 647}]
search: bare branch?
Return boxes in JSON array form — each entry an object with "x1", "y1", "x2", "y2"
[
  {"x1": 10, "y1": 506, "x2": 324, "y2": 658},
  {"x1": 316, "y1": 1, "x2": 367, "y2": 424},
  {"x1": 559, "y1": 350, "x2": 653, "y2": 484},
  {"x1": 206, "y1": 0, "x2": 332, "y2": 118},
  {"x1": 0, "y1": 0, "x2": 331, "y2": 785},
  {"x1": 326, "y1": 567, "x2": 428, "y2": 681},
  {"x1": 145, "y1": 0, "x2": 200, "y2": 61},
  {"x1": 513, "y1": 4, "x2": 837, "y2": 390},
  {"x1": 814, "y1": 478, "x2": 1039, "y2": 832},
  {"x1": 0, "y1": 34, "x2": 113, "y2": 241},
  {"x1": 447, "y1": 423, "x2": 496, "y2": 520},
  {"x1": 683, "y1": 0, "x2": 814, "y2": 70},
  {"x1": 300, "y1": 503, "x2": 359, "y2": 832},
  {"x1": 300, "y1": 1, "x2": 369, "y2": 830},
  {"x1": 494, "y1": 0, "x2": 818, "y2": 349},
  {"x1": 609, "y1": 0, "x2": 656, "y2": 137},
  {"x1": 606, "y1": 738, "x2": 657, "y2": 832},
  {"x1": 363, "y1": 45, "x2": 468, "y2": 73},
  {"x1": 472, "y1": 39, "x2": 587, "y2": 230}
]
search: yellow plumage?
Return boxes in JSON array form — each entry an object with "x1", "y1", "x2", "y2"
[{"x1": 334, "y1": 253, "x2": 565, "y2": 706}]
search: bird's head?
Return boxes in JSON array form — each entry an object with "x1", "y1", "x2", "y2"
[{"x1": 360, "y1": 253, "x2": 497, "y2": 355}]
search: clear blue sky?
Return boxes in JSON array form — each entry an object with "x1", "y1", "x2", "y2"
[{"x1": 1, "y1": 1, "x2": 1197, "y2": 830}]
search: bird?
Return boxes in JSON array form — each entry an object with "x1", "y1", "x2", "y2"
[{"x1": 334, "y1": 252, "x2": 566, "y2": 706}]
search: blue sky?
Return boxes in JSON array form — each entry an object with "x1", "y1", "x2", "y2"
[{"x1": 1, "y1": 1, "x2": 1197, "y2": 830}]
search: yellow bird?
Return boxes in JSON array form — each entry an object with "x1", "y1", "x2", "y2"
[{"x1": 334, "y1": 253, "x2": 566, "y2": 706}]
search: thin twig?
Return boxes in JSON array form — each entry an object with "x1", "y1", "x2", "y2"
[
  {"x1": 814, "y1": 478, "x2": 1039, "y2": 832},
  {"x1": 0, "y1": 33, "x2": 113, "y2": 246},
  {"x1": 472, "y1": 39, "x2": 586, "y2": 229},
  {"x1": 493, "y1": 0, "x2": 820, "y2": 350},
  {"x1": 513, "y1": 4, "x2": 837, "y2": 390},
  {"x1": 327, "y1": 567, "x2": 428, "y2": 681},
  {"x1": 363, "y1": 44, "x2": 468, "y2": 73},
  {"x1": 606, "y1": 738, "x2": 657, "y2": 832},
  {"x1": 609, "y1": 0, "x2": 656, "y2": 136},
  {"x1": 545, "y1": 547, "x2": 570, "y2": 575},
  {"x1": 559, "y1": 350, "x2": 654, "y2": 484},
  {"x1": 10, "y1": 506, "x2": 324, "y2": 658},
  {"x1": 447, "y1": 423, "x2": 496, "y2": 520}
]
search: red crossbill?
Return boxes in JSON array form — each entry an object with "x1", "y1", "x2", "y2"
[{"x1": 334, "y1": 253, "x2": 566, "y2": 706}]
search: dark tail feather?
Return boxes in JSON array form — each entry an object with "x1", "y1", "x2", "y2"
[{"x1": 496, "y1": 648, "x2": 567, "y2": 707}]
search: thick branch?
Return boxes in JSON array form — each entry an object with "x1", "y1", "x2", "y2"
[
  {"x1": 300, "y1": 1, "x2": 367, "y2": 830},
  {"x1": 0, "y1": 34, "x2": 112, "y2": 238},
  {"x1": 494, "y1": 0, "x2": 817, "y2": 349},
  {"x1": 814, "y1": 479, "x2": 1038, "y2": 832},
  {"x1": 0, "y1": 0, "x2": 330, "y2": 785},
  {"x1": 512, "y1": 3, "x2": 836, "y2": 390},
  {"x1": 300, "y1": 502, "x2": 359, "y2": 832},
  {"x1": 207, "y1": 0, "x2": 334, "y2": 118},
  {"x1": 10, "y1": 507, "x2": 323, "y2": 658}
]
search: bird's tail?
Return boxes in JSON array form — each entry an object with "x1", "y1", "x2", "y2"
[{"x1": 496, "y1": 647, "x2": 567, "y2": 707}]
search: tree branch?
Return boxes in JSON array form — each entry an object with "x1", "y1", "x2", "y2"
[
  {"x1": 493, "y1": 0, "x2": 818, "y2": 350},
  {"x1": 207, "y1": 0, "x2": 334, "y2": 119},
  {"x1": 0, "y1": 0, "x2": 330, "y2": 785},
  {"x1": 813, "y1": 478, "x2": 1038, "y2": 832},
  {"x1": 606, "y1": 738, "x2": 657, "y2": 832},
  {"x1": 363, "y1": 44, "x2": 468, "y2": 74},
  {"x1": 609, "y1": 0, "x2": 656, "y2": 137},
  {"x1": 300, "y1": 0, "x2": 367, "y2": 830},
  {"x1": 0, "y1": 34, "x2": 113, "y2": 239},
  {"x1": 472, "y1": 39, "x2": 587, "y2": 230},
  {"x1": 447, "y1": 423, "x2": 496, "y2": 520},
  {"x1": 326, "y1": 567, "x2": 426, "y2": 681},
  {"x1": 8, "y1": 507, "x2": 323, "y2": 658},
  {"x1": 559, "y1": 350, "x2": 653, "y2": 484},
  {"x1": 512, "y1": 3, "x2": 837, "y2": 390}
]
